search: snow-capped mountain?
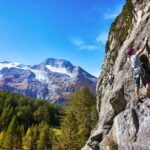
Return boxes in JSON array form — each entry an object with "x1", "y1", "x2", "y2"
[{"x1": 0, "y1": 58, "x2": 97, "y2": 104}]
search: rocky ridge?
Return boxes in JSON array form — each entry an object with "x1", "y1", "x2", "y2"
[
  {"x1": 0, "y1": 58, "x2": 97, "y2": 105},
  {"x1": 82, "y1": 0, "x2": 150, "y2": 149}
]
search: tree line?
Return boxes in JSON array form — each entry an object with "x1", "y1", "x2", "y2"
[
  {"x1": 0, "y1": 86, "x2": 98, "y2": 150},
  {"x1": 54, "y1": 86, "x2": 98, "y2": 150}
]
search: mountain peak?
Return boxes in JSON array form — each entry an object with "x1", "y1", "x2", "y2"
[
  {"x1": 42, "y1": 58, "x2": 74, "y2": 68},
  {"x1": 0, "y1": 58, "x2": 97, "y2": 104},
  {"x1": 1, "y1": 61, "x2": 12, "y2": 64}
]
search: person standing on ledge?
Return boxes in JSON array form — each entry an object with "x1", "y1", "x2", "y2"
[{"x1": 127, "y1": 38, "x2": 149, "y2": 102}]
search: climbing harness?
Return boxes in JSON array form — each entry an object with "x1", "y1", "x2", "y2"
[{"x1": 133, "y1": 67, "x2": 145, "y2": 78}]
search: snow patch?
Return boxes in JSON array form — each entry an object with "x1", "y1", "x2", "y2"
[
  {"x1": 0, "y1": 74, "x2": 3, "y2": 79},
  {"x1": 29, "y1": 69, "x2": 49, "y2": 82},
  {"x1": 46, "y1": 65, "x2": 73, "y2": 77},
  {"x1": 0, "y1": 62, "x2": 49, "y2": 82},
  {"x1": 0, "y1": 62, "x2": 21, "y2": 70},
  {"x1": 0, "y1": 62, "x2": 75, "y2": 82},
  {"x1": 0, "y1": 61, "x2": 88, "y2": 82}
]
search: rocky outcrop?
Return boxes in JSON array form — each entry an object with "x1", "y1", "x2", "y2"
[{"x1": 82, "y1": 0, "x2": 150, "y2": 149}]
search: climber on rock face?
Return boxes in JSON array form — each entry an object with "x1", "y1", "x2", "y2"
[
  {"x1": 127, "y1": 38, "x2": 149, "y2": 102},
  {"x1": 108, "y1": 73, "x2": 114, "y2": 88}
]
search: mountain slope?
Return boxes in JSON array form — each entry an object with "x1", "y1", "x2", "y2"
[
  {"x1": 83, "y1": 0, "x2": 150, "y2": 149},
  {"x1": 0, "y1": 58, "x2": 97, "y2": 104}
]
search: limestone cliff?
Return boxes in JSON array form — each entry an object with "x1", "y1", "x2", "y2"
[{"x1": 82, "y1": 0, "x2": 150, "y2": 149}]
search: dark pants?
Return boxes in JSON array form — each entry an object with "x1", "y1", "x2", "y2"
[{"x1": 134, "y1": 71, "x2": 150, "y2": 87}]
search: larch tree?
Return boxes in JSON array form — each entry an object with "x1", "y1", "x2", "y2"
[
  {"x1": 37, "y1": 123, "x2": 51, "y2": 150},
  {"x1": 3, "y1": 116, "x2": 21, "y2": 150}
]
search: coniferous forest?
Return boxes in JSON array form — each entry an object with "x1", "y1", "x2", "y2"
[{"x1": 0, "y1": 86, "x2": 98, "y2": 150}]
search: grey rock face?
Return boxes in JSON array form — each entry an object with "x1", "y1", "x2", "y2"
[
  {"x1": 0, "y1": 58, "x2": 97, "y2": 104},
  {"x1": 82, "y1": 0, "x2": 150, "y2": 149}
]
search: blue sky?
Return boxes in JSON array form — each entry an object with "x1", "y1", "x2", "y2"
[{"x1": 0, "y1": 0, "x2": 125, "y2": 77}]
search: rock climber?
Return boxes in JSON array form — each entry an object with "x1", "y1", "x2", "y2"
[
  {"x1": 108, "y1": 73, "x2": 114, "y2": 87},
  {"x1": 127, "y1": 38, "x2": 150, "y2": 102}
]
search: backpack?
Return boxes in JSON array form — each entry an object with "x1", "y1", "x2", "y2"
[{"x1": 140, "y1": 54, "x2": 150, "y2": 74}]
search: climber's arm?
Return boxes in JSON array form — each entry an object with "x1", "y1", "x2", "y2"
[{"x1": 137, "y1": 38, "x2": 148, "y2": 55}]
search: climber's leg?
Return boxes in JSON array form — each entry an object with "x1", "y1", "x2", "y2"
[
  {"x1": 135, "y1": 86, "x2": 140, "y2": 98},
  {"x1": 142, "y1": 71, "x2": 150, "y2": 98},
  {"x1": 145, "y1": 83, "x2": 150, "y2": 97},
  {"x1": 147, "y1": 44, "x2": 150, "y2": 57},
  {"x1": 135, "y1": 76, "x2": 141, "y2": 98}
]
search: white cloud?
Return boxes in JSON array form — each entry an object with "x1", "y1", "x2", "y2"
[
  {"x1": 79, "y1": 45, "x2": 99, "y2": 51},
  {"x1": 71, "y1": 38, "x2": 99, "y2": 51},
  {"x1": 71, "y1": 38, "x2": 85, "y2": 46},
  {"x1": 96, "y1": 32, "x2": 108, "y2": 44},
  {"x1": 104, "y1": 4, "x2": 123, "y2": 20}
]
